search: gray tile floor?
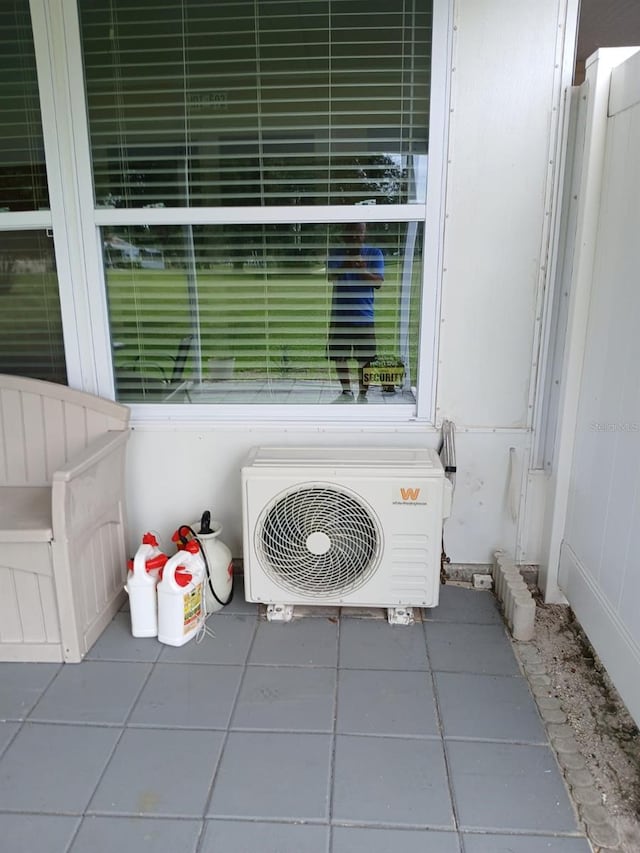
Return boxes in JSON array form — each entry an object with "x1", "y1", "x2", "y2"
[{"x1": 0, "y1": 582, "x2": 593, "y2": 853}]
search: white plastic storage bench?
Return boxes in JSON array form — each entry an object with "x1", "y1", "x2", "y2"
[{"x1": 0, "y1": 374, "x2": 130, "y2": 662}]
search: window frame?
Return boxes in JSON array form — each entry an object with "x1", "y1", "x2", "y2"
[{"x1": 27, "y1": 0, "x2": 451, "y2": 424}]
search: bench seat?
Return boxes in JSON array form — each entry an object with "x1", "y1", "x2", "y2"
[
  {"x1": 0, "y1": 374, "x2": 130, "y2": 662},
  {"x1": 0, "y1": 486, "x2": 53, "y2": 542}
]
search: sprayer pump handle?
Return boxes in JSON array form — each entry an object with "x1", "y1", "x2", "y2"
[{"x1": 200, "y1": 510, "x2": 212, "y2": 535}]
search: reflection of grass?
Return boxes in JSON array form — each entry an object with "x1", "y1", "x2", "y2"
[{"x1": 108, "y1": 260, "x2": 421, "y2": 383}]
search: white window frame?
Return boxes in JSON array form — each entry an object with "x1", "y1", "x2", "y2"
[{"x1": 27, "y1": 0, "x2": 451, "y2": 425}]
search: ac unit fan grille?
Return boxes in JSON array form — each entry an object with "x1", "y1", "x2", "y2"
[{"x1": 256, "y1": 485, "x2": 381, "y2": 597}]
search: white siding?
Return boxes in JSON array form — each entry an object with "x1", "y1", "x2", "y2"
[
  {"x1": 559, "y1": 48, "x2": 640, "y2": 725},
  {"x1": 436, "y1": 0, "x2": 566, "y2": 427}
]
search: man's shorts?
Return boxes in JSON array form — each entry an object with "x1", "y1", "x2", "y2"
[{"x1": 327, "y1": 323, "x2": 377, "y2": 364}]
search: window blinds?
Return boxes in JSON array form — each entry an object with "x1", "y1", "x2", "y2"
[
  {"x1": 0, "y1": 4, "x2": 64, "y2": 385},
  {"x1": 107, "y1": 222, "x2": 423, "y2": 403},
  {"x1": 80, "y1": 0, "x2": 431, "y2": 207},
  {"x1": 0, "y1": 231, "x2": 66, "y2": 384},
  {"x1": 0, "y1": 1, "x2": 49, "y2": 211}
]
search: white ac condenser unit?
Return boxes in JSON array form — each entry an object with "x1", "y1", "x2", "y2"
[{"x1": 241, "y1": 447, "x2": 452, "y2": 624}]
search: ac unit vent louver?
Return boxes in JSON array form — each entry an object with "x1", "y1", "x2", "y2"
[{"x1": 257, "y1": 485, "x2": 380, "y2": 597}]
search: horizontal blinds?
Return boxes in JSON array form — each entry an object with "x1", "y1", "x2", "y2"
[
  {"x1": 0, "y1": 231, "x2": 66, "y2": 384},
  {"x1": 0, "y1": 2, "x2": 49, "y2": 212},
  {"x1": 107, "y1": 222, "x2": 422, "y2": 402},
  {"x1": 80, "y1": 0, "x2": 431, "y2": 207}
]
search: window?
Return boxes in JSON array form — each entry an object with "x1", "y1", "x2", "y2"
[
  {"x1": 0, "y1": 1, "x2": 66, "y2": 384},
  {"x1": 0, "y1": 231, "x2": 64, "y2": 383},
  {"x1": 0, "y1": 2, "x2": 49, "y2": 213},
  {"x1": 79, "y1": 0, "x2": 432, "y2": 406},
  {"x1": 106, "y1": 221, "x2": 423, "y2": 403}
]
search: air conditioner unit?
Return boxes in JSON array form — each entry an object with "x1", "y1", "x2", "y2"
[{"x1": 241, "y1": 447, "x2": 452, "y2": 624}]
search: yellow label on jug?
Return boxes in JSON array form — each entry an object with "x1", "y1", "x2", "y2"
[{"x1": 183, "y1": 583, "x2": 202, "y2": 634}]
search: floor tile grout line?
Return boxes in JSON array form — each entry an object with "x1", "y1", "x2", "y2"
[
  {"x1": 61, "y1": 653, "x2": 160, "y2": 852},
  {"x1": 62, "y1": 816, "x2": 87, "y2": 853},
  {"x1": 459, "y1": 827, "x2": 595, "y2": 838},
  {"x1": 423, "y1": 617, "x2": 461, "y2": 838},
  {"x1": 0, "y1": 718, "x2": 25, "y2": 764},
  {"x1": 16, "y1": 661, "x2": 64, "y2": 723},
  {"x1": 244, "y1": 661, "x2": 336, "y2": 669},
  {"x1": 441, "y1": 735, "x2": 551, "y2": 747},
  {"x1": 0, "y1": 661, "x2": 64, "y2": 762},
  {"x1": 430, "y1": 668, "x2": 531, "y2": 679},
  {"x1": 327, "y1": 613, "x2": 341, "y2": 853},
  {"x1": 195, "y1": 615, "x2": 260, "y2": 851},
  {"x1": 423, "y1": 619, "x2": 505, "y2": 626},
  {"x1": 23, "y1": 660, "x2": 159, "y2": 729},
  {"x1": 332, "y1": 727, "x2": 448, "y2": 742},
  {"x1": 0, "y1": 809, "x2": 541, "y2": 836},
  {"x1": 332, "y1": 818, "x2": 459, "y2": 832},
  {"x1": 127, "y1": 658, "x2": 257, "y2": 669},
  {"x1": 0, "y1": 720, "x2": 554, "y2": 744}
]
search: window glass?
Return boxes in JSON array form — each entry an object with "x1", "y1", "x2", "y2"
[
  {"x1": 0, "y1": 6, "x2": 64, "y2": 385},
  {"x1": 80, "y1": 0, "x2": 430, "y2": 207},
  {"x1": 0, "y1": 1, "x2": 49, "y2": 211},
  {"x1": 107, "y1": 222, "x2": 422, "y2": 404},
  {"x1": 0, "y1": 231, "x2": 66, "y2": 383}
]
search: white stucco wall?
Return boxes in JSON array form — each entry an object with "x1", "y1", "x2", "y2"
[{"x1": 124, "y1": 0, "x2": 579, "y2": 569}]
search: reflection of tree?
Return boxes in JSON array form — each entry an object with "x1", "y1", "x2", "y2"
[
  {"x1": 101, "y1": 151, "x2": 407, "y2": 270},
  {"x1": 328, "y1": 154, "x2": 407, "y2": 206},
  {"x1": 219, "y1": 152, "x2": 408, "y2": 267},
  {"x1": 262, "y1": 153, "x2": 406, "y2": 207}
]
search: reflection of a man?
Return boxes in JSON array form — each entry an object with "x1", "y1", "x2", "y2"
[{"x1": 327, "y1": 223, "x2": 384, "y2": 403}]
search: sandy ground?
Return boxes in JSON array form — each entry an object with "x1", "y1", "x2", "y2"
[{"x1": 531, "y1": 599, "x2": 640, "y2": 852}]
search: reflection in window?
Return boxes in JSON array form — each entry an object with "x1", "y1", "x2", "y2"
[
  {"x1": 80, "y1": 0, "x2": 430, "y2": 207},
  {"x1": 0, "y1": 1, "x2": 49, "y2": 212},
  {"x1": 107, "y1": 223, "x2": 422, "y2": 404},
  {"x1": 0, "y1": 231, "x2": 65, "y2": 384}
]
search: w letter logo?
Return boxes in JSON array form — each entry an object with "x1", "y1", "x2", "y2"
[{"x1": 400, "y1": 487, "x2": 421, "y2": 501}]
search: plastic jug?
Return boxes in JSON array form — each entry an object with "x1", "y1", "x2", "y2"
[
  {"x1": 157, "y1": 541, "x2": 205, "y2": 646},
  {"x1": 126, "y1": 532, "x2": 168, "y2": 637}
]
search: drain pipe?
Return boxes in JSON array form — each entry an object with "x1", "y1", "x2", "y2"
[
  {"x1": 439, "y1": 419, "x2": 457, "y2": 493},
  {"x1": 438, "y1": 420, "x2": 456, "y2": 579}
]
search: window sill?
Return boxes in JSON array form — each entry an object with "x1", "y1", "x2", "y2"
[{"x1": 126, "y1": 401, "x2": 433, "y2": 430}]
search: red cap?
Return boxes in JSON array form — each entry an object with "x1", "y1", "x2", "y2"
[
  {"x1": 185, "y1": 540, "x2": 200, "y2": 555},
  {"x1": 142, "y1": 532, "x2": 159, "y2": 547},
  {"x1": 127, "y1": 552, "x2": 167, "y2": 574},
  {"x1": 146, "y1": 553, "x2": 168, "y2": 571},
  {"x1": 174, "y1": 567, "x2": 192, "y2": 587}
]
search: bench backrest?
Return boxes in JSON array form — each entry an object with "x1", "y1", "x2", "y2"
[{"x1": 0, "y1": 374, "x2": 129, "y2": 487}]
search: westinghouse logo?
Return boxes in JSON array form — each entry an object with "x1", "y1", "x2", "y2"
[
  {"x1": 590, "y1": 422, "x2": 639, "y2": 432},
  {"x1": 393, "y1": 486, "x2": 427, "y2": 506},
  {"x1": 401, "y1": 487, "x2": 420, "y2": 501}
]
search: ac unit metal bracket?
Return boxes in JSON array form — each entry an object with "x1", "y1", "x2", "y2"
[
  {"x1": 266, "y1": 603, "x2": 294, "y2": 622},
  {"x1": 387, "y1": 607, "x2": 415, "y2": 626}
]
